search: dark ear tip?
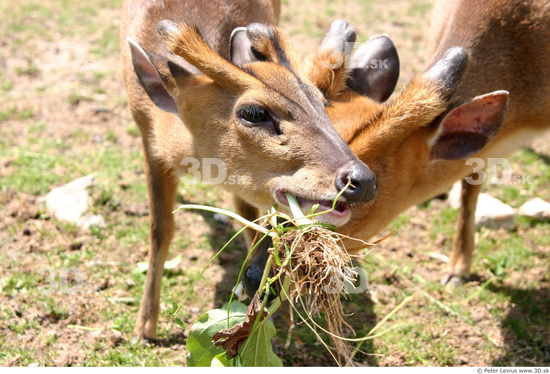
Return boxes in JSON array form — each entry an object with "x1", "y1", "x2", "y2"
[
  {"x1": 369, "y1": 34, "x2": 399, "y2": 64},
  {"x1": 156, "y1": 19, "x2": 179, "y2": 39}
]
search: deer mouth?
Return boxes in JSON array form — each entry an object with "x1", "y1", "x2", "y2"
[{"x1": 275, "y1": 189, "x2": 351, "y2": 227}]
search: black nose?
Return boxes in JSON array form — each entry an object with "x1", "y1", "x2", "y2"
[{"x1": 335, "y1": 162, "x2": 377, "y2": 202}]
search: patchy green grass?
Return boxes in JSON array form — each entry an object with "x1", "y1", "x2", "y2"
[{"x1": 0, "y1": 107, "x2": 34, "y2": 123}]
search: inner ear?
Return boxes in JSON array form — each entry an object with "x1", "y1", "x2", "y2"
[
  {"x1": 128, "y1": 37, "x2": 180, "y2": 114},
  {"x1": 230, "y1": 27, "x2": 264, "y2": 66},
  {"x1": 231, "y1": 23, "x2": 296, "y2": 69},
  {"x1": 347, "y1": 34, "x2": 400, "y2": 103},
  {"x1": 230, "y1": 24, "x2": 285, "y2": 66},
  {"x1": 430, "y1": 90, "x2": 509, "y2": 160}
]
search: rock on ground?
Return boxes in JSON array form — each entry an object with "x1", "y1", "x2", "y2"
[
  {"x1": 448, "y1": 181, "x2": 516, "y2": 230},
  {"x1": 43, "y1": 174, "x2": 106, "y2": 230},
  {"x1": 518, "y1": 197, "x2": 550, "y2": 221},
  {"x1": 474, "y1": 193, "x2": 516, "y2": 230}
]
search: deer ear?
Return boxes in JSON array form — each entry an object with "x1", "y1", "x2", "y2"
[
  {"x1": 160, "y1": 20, "x2": 259, "y2": 89},
  {"x1": 347, "y1": 34, "x2": 400, "y2": 102},
  {"x1": 128, "y1": 37, "x2": 190, "y2": 114},
  {"x1": 230, "y1": 27, "x2": 263, "y2": 66},
  {"x1": 429, "y1": 91, "x2": 509, "y2": 160},
  {"x1": 230, "y1": 23, "x2": 290, "y2": 66}
]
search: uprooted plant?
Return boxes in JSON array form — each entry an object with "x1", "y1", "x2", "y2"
[{"x1": 173, "y1": 181, "x2": 392, "y2": 366}]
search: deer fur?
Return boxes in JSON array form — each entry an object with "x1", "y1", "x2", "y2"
[
  {"x1": 121, "y1": 0, "x2": 378, "y2": 340},
  {"x1": 305, "y1": 0, "x2": 550, "y2": 282}
]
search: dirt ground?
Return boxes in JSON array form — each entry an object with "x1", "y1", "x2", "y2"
[{"x1": 1, "y1": 0, "x2": 549, "y2": 367}]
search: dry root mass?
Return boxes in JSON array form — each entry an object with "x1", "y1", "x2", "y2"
[{"x1": 274, "y1": 226, "x2": 359, "y2": 363}]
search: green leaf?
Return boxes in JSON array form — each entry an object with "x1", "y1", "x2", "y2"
[
  {"x1": 133, "y1": 261, "x2": 148, "y2": 274},
  {"x1": 232, "y1": 356, "x2": 243, "y2": 367},
  {"x1": 186, "y1": 301, "x2": 247, "y2": 367},
  {"x1": 239, "y1": 318, "x2": 283, "y2": 367},
  {"x1": 164, "y1": 255, "x2": 182, "y2": 270},
  {"x1": 211, "y1": 353, "x2": 230, "y2": 367},
  {"x1": 175, "y1": 317, "x2": 187, "y2": 330}
]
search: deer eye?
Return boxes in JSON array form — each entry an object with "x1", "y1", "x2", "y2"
[{"x1": 239, "y1": 106, "x2": 271, "y2": 124}]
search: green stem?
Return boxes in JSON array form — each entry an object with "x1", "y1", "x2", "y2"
[
  {"x1": 258, "y1": 256, "x2": 273, "y2": 297},
  {"x1": 174, "y1": 204, "x2": 275, "y2": 237},
  {"x1": 347, "y1": 294, "x2": 415, "y2": 365},
  {"x1": 286, "y1": 193, "x2": 312, "y2": 226},
  {"x1": 296, "y1": 178, "x2": 352, "y2": 223},
  {"x1": 268, "y1": 277, "x2": 291, "y2": 315},
  {"x1": 174, "y1": 223, "x2": 250, "y2": 316}
]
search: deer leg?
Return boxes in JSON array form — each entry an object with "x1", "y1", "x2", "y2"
[
  {"x1": 134, "y1": 137, "x2": 178, "y2": 340},
  {"x1": 443, "y1": 177, "x2": 482, "y2": 285}
]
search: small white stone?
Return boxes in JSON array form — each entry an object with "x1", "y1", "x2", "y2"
[
  {"x1": 44, "y1": 174, "x2": 105, "y2": 230},
  {"x1": 518, "y1": 197, "x2": 550, "y2": 221},
  {"x1": 475, "y1": 193, "x2": 516, "y2": 230},
  {"x1": 77, "y1": 213, "x2": 106, "y2": 230},
  {"x1": 213, "y1": 212, "x2": 230, "y2": 224}
]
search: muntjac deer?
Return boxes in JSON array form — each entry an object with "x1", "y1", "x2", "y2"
[
  {"x1": 305, "y1": 0, "x2": 550, "y2": 284},
  {"x1": 243, "y1": 1, "x2": 550, "y2": 294},
  {"x1": 120, "y1": 0, "x2": 378, "y2": 340}
]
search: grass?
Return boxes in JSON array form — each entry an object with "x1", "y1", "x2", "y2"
[
  {"x1": 0, "y1": 107, "x2": 34, "y2": 123},
  {"x1": 1, "y1": 80, "x2": 14, "y2": 91},
  {"x1": 0, "y1": 0, "x2": 549, "y2": 368},
  {"x1": 68, "y1": 92, "x2": 94, "y2": 106}
]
